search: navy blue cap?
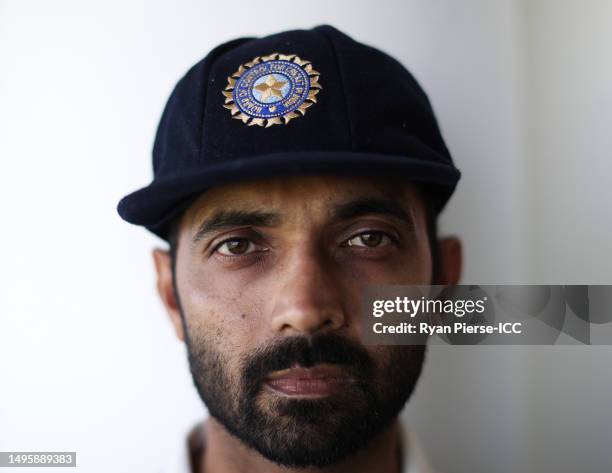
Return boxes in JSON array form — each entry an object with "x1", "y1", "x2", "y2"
[{"x1": 117, "y1": 25, "x2": 461, "y2": 240}]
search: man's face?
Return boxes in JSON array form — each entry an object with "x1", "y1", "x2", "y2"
[{"x1": 169, "y1": 175, "x2": 433, "y2": 467}]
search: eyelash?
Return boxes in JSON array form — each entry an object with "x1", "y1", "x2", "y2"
[
  {"x1": 212, "y1": 238, "x2": 262, "y2": 257},
  {"x1": 211, "y1": 230, "x2": 397, "y2": 258},
  {"x1": 342, "y1": 231, "x2": 397, "y2": 248}
]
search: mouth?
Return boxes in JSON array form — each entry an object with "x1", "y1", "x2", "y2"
[{"x1": 263, "y1": 364, "x2": 357, "y2": 398}]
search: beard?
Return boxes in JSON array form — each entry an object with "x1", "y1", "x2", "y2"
[{"x1": 183, "y1": 324, "x2": 426, "y2": 469}]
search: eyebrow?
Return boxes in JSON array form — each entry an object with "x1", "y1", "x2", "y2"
[
  {"x1": 330, "y1": 198, "x2": 415, "y2": 227},
  {"x1": 192, "y1": 210, "x2": 281, "y2": 243},
  {"x1": 191, "y1": 197, "x2": 415, "y2": 244}
]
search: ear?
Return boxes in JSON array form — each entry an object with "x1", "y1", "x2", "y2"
[
  {"x1": 436, "y1": 236, "x2": 462, "y2": 285},
  {"x1": 152, "y1": 248, "x2": 185, "y2": 341}
]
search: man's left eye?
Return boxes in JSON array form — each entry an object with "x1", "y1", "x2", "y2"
[
  {"x1": 345, "y1": 231, "x2": 393, "y2": 248},
  {"x1": 215, "y1": 238, "x2": 256, "y2": 256}
]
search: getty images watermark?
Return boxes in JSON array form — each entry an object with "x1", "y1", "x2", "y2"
[{"x1": 361, "y1": 286, "x2": 612, "y2": 345}]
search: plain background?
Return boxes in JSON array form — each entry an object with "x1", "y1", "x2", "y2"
[{"x1": 1, "y1": 1, "x2": 611, "y2": 472}]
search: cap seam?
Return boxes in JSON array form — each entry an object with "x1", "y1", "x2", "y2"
[
  {"x1": 198, "y1": 38, "x2": 254, "y2": 163},
  {"x1": 316, "y1": 27, "x2": 355, "y2": 151},
  {"x1": 199, "y1": 48, "x2": 228, "y2": 163}
]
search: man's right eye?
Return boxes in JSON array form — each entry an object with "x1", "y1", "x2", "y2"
[{"x1": 214, "y1": 238, "x2": 255, "y2": 256}]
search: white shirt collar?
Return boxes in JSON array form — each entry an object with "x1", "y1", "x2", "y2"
[{"x1": 166, "y1": 417, "x2": 435, "y2": 473}]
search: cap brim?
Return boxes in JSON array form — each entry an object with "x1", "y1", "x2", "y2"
[{"x1": 117, "y1": 151, "x2": 460, "y2": 240}]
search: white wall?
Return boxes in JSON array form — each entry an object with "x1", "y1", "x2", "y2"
[
  {"x1": 521, "y1": 2, "x2": 612, "y2": 472},
  {"x1": 0, "y1": 1, "x2": 610, "y2": 472}
]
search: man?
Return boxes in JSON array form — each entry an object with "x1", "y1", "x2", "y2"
[{"x1": 118, "y1": 25, "x2": 462, "y2": 473}]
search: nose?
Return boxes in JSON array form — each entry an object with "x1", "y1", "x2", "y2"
[{"x1": 269, "y1": 249, "x2": 346, "y2": 335}]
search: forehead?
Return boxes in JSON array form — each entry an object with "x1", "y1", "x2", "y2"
[{"x1": 181, "y1": 174, "x2": 425, "y2": 230}]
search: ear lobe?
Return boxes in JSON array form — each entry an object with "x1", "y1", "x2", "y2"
[
  {"x1": 436, "y1": 237, "x2": 462, "y2": 285},
  {"x1": 152, "y1": 248, "x2": 185, "y2": 341}
]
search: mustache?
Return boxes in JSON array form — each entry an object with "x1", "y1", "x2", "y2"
[{"x1": 241, "y1": 332, "x2": 375, "y2": 388}]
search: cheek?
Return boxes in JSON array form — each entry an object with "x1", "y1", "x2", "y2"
[
  {"x1": 337, "y1": 248, "x2": 432, "y2": 286},
  {"x1": 178, "y1": 266, "x2": 270, "y2": 351}
]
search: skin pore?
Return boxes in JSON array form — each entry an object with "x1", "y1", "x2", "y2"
[{"x1": 153, "y1": 175, "x2": 462, "y2": 473}]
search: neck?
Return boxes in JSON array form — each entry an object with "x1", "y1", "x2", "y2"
[{"x1": 197, "y1": 417, "x2": 402, "y2": 473}]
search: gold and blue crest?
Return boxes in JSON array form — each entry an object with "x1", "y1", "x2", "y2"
[{"x1": 223, "y1": 53, "x2": 322, "y2": 127}]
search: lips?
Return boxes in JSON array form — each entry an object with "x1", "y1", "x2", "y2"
[{"x1": 264, "y1": 364, "x2": 356, "y2": 397}]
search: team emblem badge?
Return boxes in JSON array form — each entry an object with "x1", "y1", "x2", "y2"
[{"x1": 222, "y1": 53, "x2": 322, "y2": 127}]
